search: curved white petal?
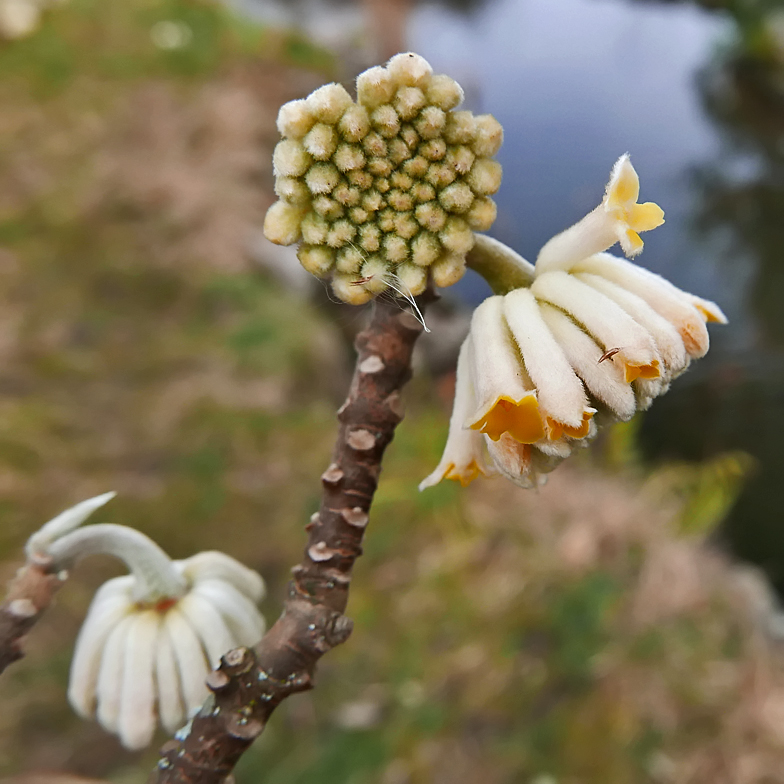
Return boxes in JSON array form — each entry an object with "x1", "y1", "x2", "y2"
[
  {"x1": 26, "y1": 491, "x2": 116, "y2": 558},
  {"x1": 191, "y1": 579, "x2": 266, "y2": 648},
  {"x1": 96, "y1": 613, "x2": 135, "y2": 733},
  {"x1": 503, "y1": 288, "x2": 592, "y2": 435},
  {"x1": 155, "y1": 621, "x2": 186, "y2": 735},
  {"x1": 68, "y1": 576, "x2": 135, "y2": 718},
  {"x1": 532, "y1": 270, "x2": 661, "y2": 380},
  {"x1": 118, "y1": 610, "x2": 161, "y2": 750},
  {"x1": 466, "y1": 296, "x2": 544, "y2": 443},
  {"x1": 575, "y1": 272, "x2": 689, "y2": 379},
  {"x1": 164, "y1": 606, "x2": 210, "y2": 716},
  {"x1": 178, "y1": 552, "x2": 265, "y2": 603},
  {"x1": 419, "y1": 337, "x2": 494, "y2": 490},
  {"x1": 538, "y1": 303, "x2": 636, "y2": 421},
  {"x1": 574, "y1": 253, "x2": 713, "y2": 358},
  {"x1": 176, "y1": 592, "x2": 237, "y2": 668}
]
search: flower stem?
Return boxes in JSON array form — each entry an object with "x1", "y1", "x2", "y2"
[{"x1": 465, "y1": 234, "x2": 535, "y2": 295}]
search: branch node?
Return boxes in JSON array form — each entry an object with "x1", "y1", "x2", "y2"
[
  {"x1": 326, "y1": 614, "x2": 354, "y2": 646},
  {"x1": 226, "y1": 715, "x2": 265, "y2": 741},
  {"x1": 385, "y1": 391, "x2": 404, "y2": 420},
  {"x1": 321, "y1": 463, "x2": 345, "y2": 488},
  {"x1": 346, "y1": 428, "x2": 376, "y2": 452},
  {"x1": 358, "y1": 355, "x2": 385, "y2": 374},
  {"x1": 340, "y1": 507, "x2": 369, "y2": 529},
  {"x1": 308, "y1": 542, "x2": 336, "y2": 563},
  {"x1": 222, "y1": 647, "x2": 254, "y2": 675},
  {"x1": 8, "y1": 599, "x2": 37, "y2": 619},
  {"x1": 206, "y1": 669, "x2": 232, "y2": 693}
]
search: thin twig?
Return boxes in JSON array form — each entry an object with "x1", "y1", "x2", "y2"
[
  {"x1": 149, "y1": 294, "x2": 432, "y2": 784},
  {"x1": 0, "y1": 556, "x2": 64, "y2": 675}
]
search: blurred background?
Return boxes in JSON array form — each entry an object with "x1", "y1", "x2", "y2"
[{"x1": 0, "y1": 0, "x2": 782, "y2": 782}]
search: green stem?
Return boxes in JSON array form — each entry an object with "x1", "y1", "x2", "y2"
[{"x1": 465, "y1": 234, "x2": 535, "y2": 295}]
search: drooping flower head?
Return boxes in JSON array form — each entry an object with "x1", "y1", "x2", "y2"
[
  {"x1": 421, "y1": 155, "x2": 726, "y2": 490},
  {"x1": 26, "y1": 494, "x2": 266, "y2": 749},
  {"x1": 263, "y1": 52, "x2": 503, "y2": 304}
]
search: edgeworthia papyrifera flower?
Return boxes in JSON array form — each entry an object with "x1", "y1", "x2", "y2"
[
  {"x1": 263, "y1": 52, "x2": 502, "y2": 304},
  {"x1": 26, "y1": 493, "x2": 266, "y2": 749},
  {"x1": 421, "y1": 154, "x2": 726, "y2": 490}
]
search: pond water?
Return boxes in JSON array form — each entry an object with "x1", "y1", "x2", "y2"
[{"x1": 248, "y1": 0, "x2": 784, "y2": 589}]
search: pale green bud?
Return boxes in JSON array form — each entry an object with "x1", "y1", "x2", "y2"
[
  {"x1": 393, "y1": 211, "x2": 419, "y2": 239},
  {"x1": 334, "y1": 144, "x2": 366, "y2": 173},
  {"x1": 326, "y1": 219, "x2": 357, "y2": 248},
  {"x1": 334, "y1": 183, "x2": 361, "y2": 206},
  {"x1": 387, "y1": 189, "x2": 414, "y2": 211},
  {"x1": 306, "y1": 162, "x2": 340, "y2": 194},
  {"x1": 277, "y1": 99, "x2": 315, "y2": 140},
  {"x1": 264, "y1": 201, "x2": 307, "y2": 245},
  {"x1": 304, "y1": 123, "x2": 338, "y2": 160},
  {"x1": 394, "y1": 87, "x2": 426, "y2": 120},
  {"x1": 465, "y1": 197, "x2": 497, "y2": 231},
  {"x1": 415, "y1": 106, "x2": 447, "y2": 139},
  {"x1": 378, "y1": 208, "x2": 396, "y2": 232},
  {"x1": 273, "y1": 140, "x2": 311, "y2": 178},
  {"x1": 297, "y1": 244, "x2": 335, "y2": 277},
  {"x1": 411, "y1": 231, "x2": 441, "y2": 267},
  {"x1": 411, "y1": 182, "x2": 436, "y2": 203},
  {"x1": 396, "y1": 263, "x2": 428, "y2": 295},
  {"x1": 338, "y1": 105, "x2": 371, "y2": 142},
  {"x1": 362, "y1": 131, "x2": 387, "y2": 157},
  {"x1": 426, "y1": 163, "x2": 457, "y2": 189},
  {"x1": 388, "y1": 137, "x2": 412, "y2": 165},
  {"x1": 404, "y1": 156, "x2": 429, "y2": 179},
  {"x1": 332, "y1": 273, "x2": 373, "y2": 305},
  {"x1": 361, "y1": 191, "x2": 383, "y2": 212},
  {"x1": 356, "y1": 66, "x2": 396, "y2": 108},
  {"x1": 347, "y1": 170, "x2": 373, "y2": 190},
  {"x1": 472, "y1": 115, "x2": 504, "y2": 157},
  {"x1": 420, "y1": 138, "x2": 447, "y2": 161},
  {"x1": 375, "y1": 177, "x2": 391, "y2": 194},
  {"x1": 368, "y1": 157, "x2": 394, "y2": 177},
  {"x1": 444, "y1": 111, "x2": 477, "y2": 145},
  {"x1": 274, "y1": 176, "x2": 310, "y2": 205},
  {"x1": 371, "y1": 105, "x2": 401, "y2": 138},
  {"x1": 438, "y1": 182, "x2": 474, "y2": 213},
  {"x1": 416, "y1": 201, "x2": 448, "y2": 231},
  {"x1": 431, "y1": 253, "x2": 466, "y2": 287},
  {"x1": 349, "y1": 207, "x2": 369, "y2": 224},
  {"x1": 425, "y1": 74, "x2": 464, "y2": 111},
  {"x1": 440, "y1": 217, "x2": 475, "y2": 254},
  {"x1": 312, "y1": 196, "x2": 344, "y2": 220},
  {"x1": 360, "y1": 256, "x2": 390, "y2": 293},
  {"x1": 387, "y1": 52, "x2": 433, "y2": 88},
  {"x1": 359, "y1": 224, "x2": 381, "y2": 252},
  {"x1": 466, "y1": 159, "x2": 503, "y2": 195},
  {"x1": 306, "y1": 83, "x2": 353, "y2": 124},
  {"x1": 336, "y1": 245, "x2": 364, "y2": 273},
  {"x1": 400, "y1": 125, "x2": 420, "y2": 149},
  {"x1": 390, "y1": 171, "x2": 413, "y2": 191},
  {"x1": 445, "y1": 145, "x2": 475, "y2": 175},
  {"x1": 383, "y1": 234, "x2": 409, "y2": 263},
  {"x1": 301, "y1": 212, "x2": 330, "y2": 244}
]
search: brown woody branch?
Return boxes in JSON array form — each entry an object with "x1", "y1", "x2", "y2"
[
  {"x1": 0, "y1": 556, "x2": 65, "y2": 675},
  {"x1": 148, "y1": 294, "x2": 430, "y2": 784}
]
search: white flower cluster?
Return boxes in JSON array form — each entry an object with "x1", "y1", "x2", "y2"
[
  {"x1": 26, "y1": 494, "x2": 266, "y2": 749},
  {"x1": 263, "y1": 52, "x2": 503, "y2": 304},
  {"x1": 421, "y1": 155, "x2": 726, "y2": 490}
]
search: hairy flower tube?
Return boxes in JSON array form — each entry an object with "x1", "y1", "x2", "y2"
[
  {"x1": 263, "y1": 52, "x2": 503, "y2": 304},
  {"x1": 421, "y1": 155, "x2": 726, "y2": 490},
  {"x1": 26, "y1": 494, "x2": 266, "y2": 749}
]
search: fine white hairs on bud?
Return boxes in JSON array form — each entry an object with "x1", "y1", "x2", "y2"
[{"x1": 263, "y1": 52, "x2": 503, "y2": 303}]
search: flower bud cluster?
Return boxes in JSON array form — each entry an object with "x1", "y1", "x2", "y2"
[{"x1": 263, "y1": 52, "x2": 503, "y2": 304}]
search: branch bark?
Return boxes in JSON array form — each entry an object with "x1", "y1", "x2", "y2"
[
  {"x1": 0, "y1": 557, "x2": 64, "y2": 675},
  {"x1": 149, "y1": 295, "x2": 430, "y2": 784}
]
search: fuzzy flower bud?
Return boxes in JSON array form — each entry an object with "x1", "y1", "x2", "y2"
[
  {"x1": 27, "y1": 494, "x2": 266, "y2": 750},
  {"x1": 264, "y1": 52, "x2": 503, "y2": 303}
]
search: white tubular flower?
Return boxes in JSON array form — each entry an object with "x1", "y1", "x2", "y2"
[
  {"x1": 422, "y1": 155, "x2": 726, "y2": 490},
  {"x1": 26, "y1": 495, "x2": 266, "y2": 750}
]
